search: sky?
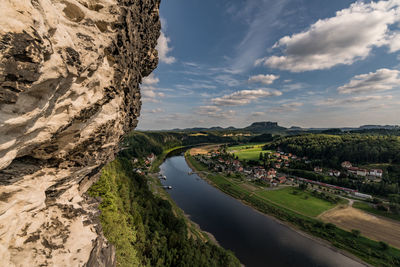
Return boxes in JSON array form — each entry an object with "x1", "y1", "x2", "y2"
[{"x1": 137, "y1": 0, "x2": 400, "y2": 130}]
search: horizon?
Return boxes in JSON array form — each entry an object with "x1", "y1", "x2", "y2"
[
  {"x1": 137, "y1": 120, "x2": 400, "y2": 132},
  {"x1": 137, "y1": 0, "x2": 400, "y2": 130}
]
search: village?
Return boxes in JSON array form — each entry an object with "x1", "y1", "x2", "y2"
[
  {"x1": 192, "y1": 147, "x2": 381, "y2": 200},
  {"x1": 130, "y1": 145, "x2": 385, "y2": 202}
]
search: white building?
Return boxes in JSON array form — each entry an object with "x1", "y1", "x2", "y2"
[{"x1": 369, "y1": 169, "x2": 383, "y2": 177}]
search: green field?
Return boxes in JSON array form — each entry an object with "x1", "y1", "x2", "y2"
[
  {"x1": 227, "y1": 144, "x2": 269, "y2": 161},
  {"x1": 186, "y1": 154, "x2": 400, "y2": 266},
  {"x1": 353, "y1": 201, "x2": 400, "y2": 221},
  {"x1": 256, "y1": 187, "x2": 336, "y2": 217}
]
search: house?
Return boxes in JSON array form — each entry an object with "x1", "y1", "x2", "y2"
[
  {"x1": 347, "y1": 167, "x2": 359, "y2": 174},
  {"x1": 267, "y1": 168, "x2": 277, "y2": 178},
  {"x1": 233, "y1": 160, "x2": 241, "y2": 167},
  {"x1": 354, "y1": 192, "x2": 372, "y2": 200},
  {"x1": 282, "y1": 155, "x2": 289, "y2": 160},
  {"x1": 278, "y1": 176, "x2": 287, "y2": 184},
  {"x1": 356, "y1": 169, "x2": 368, "y2": 177},
  {"x1": 341, "y1": 161, "x2": 352, "y2": 169},
  {"x1": 333, "y1": 170, "x2": 341, "y2": 177},
  {"x1": 314, "y1": 166, "x2": 322, "y2": 173},
  {"x1": 274, "y1": 163, "x2": 281, "y2": 169},
  {"x1": 369, "y1": 169, "x2": 383, "y2": 177},
  {"x1": 147, "y1": 153, "x2": 156, "y2": 164}
]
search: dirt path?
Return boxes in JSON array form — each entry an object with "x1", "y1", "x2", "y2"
[{"x1": 319, "y1": 206, "x2": 400, "y2": 248}]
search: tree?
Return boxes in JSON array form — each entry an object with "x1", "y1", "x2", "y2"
[
  {"x1": 379, "y1": 241, "x2": 389, "y2": 250},
  {"x1": 299, "y1": 183, "x2": 307, "y2": 190},
  {"x1": 351, "y1": 229, "x2": 361, "y2": 238}
]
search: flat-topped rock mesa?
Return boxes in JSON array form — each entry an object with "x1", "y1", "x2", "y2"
[{"x1": 0, "y1": 0, "x2": 160, "y2": 266}]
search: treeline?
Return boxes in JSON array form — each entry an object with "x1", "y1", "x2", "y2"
[
  {"x1": 119, "y1": 131, "x2": 237, "y2": 159},
  {"x1": 264, "y1": 134, "x2": 400, "y2": 166},
  {"x1": 89, "y1": 158, "x2": 240, "y2": 267}
]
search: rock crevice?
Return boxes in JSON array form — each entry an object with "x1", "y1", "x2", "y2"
[{"x1": 0, "y1": 0, "x2": 160, "y2": 265}]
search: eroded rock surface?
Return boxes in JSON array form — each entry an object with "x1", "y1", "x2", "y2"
[{"x1": 0, "y1": 0, "x2": 160, "y2": 266}]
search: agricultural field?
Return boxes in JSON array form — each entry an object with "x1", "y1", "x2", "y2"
[
  {"x1": 256, "y1": 187, "x2": 337, "y2": 217},
  {"x1": 320, "y1": 206, "x2": 400, "y2": 249},
  {"x1": 189, "y1": 144, "x2": 220, "y2": 156},
  {"x1": 353, "y1": 201, "x2": 400, "y2": 221},
  {"x1": 227, "y1": 143, "x2": 269, "y2": 161}
]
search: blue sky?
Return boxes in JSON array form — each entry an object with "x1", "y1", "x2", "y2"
[{"x1": 138, "y1": 0, "x2": 400, "y2": 130}]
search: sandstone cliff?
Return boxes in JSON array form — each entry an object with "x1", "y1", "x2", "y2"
[{"x1": 0, "y1": 0, "x2": 160, "y2": 266}]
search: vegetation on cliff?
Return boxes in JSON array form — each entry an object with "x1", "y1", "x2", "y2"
[{"x1": 89, "y1": 133, "x2": 241, "y2": 266}]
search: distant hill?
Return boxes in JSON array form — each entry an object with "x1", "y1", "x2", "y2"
[
  {"x1": 243, "y1": 122, "x2": 286, "y2": 133},
  {"x1": 163, "y1": 122, "x2": 399, "y2": 135}
]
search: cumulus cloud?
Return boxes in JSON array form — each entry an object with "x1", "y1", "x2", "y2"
[
  {"x1": 317, "y1": 95, "x2": 393, "y2": 106},
  {"x1": 248, "y1": 74, "x2": 279, "y2": 85},
  {"x1": 156, "y1": 31, "x2": 176, "y2": 64},
  {"x1": 388, "y1": 32, "x2": 400, "y2": 52},
  {"x1": 211, "y1": 89, "x2": 282, "y2": 106},
  {"x1": 338, "y1": 68, "x2": 400, "y2": 94},
  {"x1": 258, "y1": 1, "x2": 400, "y2": 72},
  {"x1": 140, "y1": 73, "x2": 164, "y2": 102},
  {"x1": 142, "y1": 73, "x2": 159, "y2": 85}
]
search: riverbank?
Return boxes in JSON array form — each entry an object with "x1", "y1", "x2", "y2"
[{"x1": 185, "y1": 152, "x2": 400, "y2": 267}]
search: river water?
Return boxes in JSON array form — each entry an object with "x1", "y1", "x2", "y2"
[{"x1": 160, "y1": 155, "x2": 365, "y2": 267}]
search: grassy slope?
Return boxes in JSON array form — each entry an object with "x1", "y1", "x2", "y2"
[
  {"x1": 353, "y1": 201, "x2": 400, "y2": 222},
  {"x1": 149, "y1": 146, "x2": 185, "y2": 173},
  {"x1": 227, "y1": 144, "x2": 267, "y2": 161},
  {"x1": 186, "y1": 154, "x2": 400, "y2": 267},
  {"x1": 257, "y1": 187, "x2": 336, "y2": 217}
]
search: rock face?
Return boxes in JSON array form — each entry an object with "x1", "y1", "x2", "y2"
[{"x1": 0, "y1": 0, "x2": 160, "y2": 266}]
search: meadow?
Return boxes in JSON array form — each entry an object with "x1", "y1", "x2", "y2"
[
  {"x1": 256, "y1": 187, "x2": 336, "y2": 217},
  {"x1": 227, "y1": 143, "x2": 269, "y2": 161}
]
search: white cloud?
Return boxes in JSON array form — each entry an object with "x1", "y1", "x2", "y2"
[
  {"x1": 142, "y1": 73, "x2": 159, "y2": 85},
  {"x1": 211, "y1": 89, "x2": 282, "y2": 106},
  {"x1": 140, "y1": 73, "x2": 164, "y2": 102},
  {"x1": 338, "y1": 68, "x2": 400, "y2": 94},
  {"x1": 248, "y1": 74, "x2": 279, "y2": 85},
  {"x1": 259, "y1": 1, "x2": 400, "y2": 72},
  {"x1": 317, "y1": 95, "x2": 393, "y2": 106},
  {"x1": 388, "y1": 32, "x2": 400, "y2": 52},
  {"x1": 156, "y1": 31, "x2": 176, "y2": 64}
]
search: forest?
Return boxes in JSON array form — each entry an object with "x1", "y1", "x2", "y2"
[
  {"x1": 264, "y1": 134, "x2": 400, "y2": 166},
  {"x1": 118, "y1": 131, "x2": 238, "y2": 160},
  {"x1": 88, "y1": 158, "x2": 240, "y2": 267}
]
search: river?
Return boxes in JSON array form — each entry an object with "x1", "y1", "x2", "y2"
[{"x1": 159, "y1": 155, "x2": 366, "y2": 267}]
